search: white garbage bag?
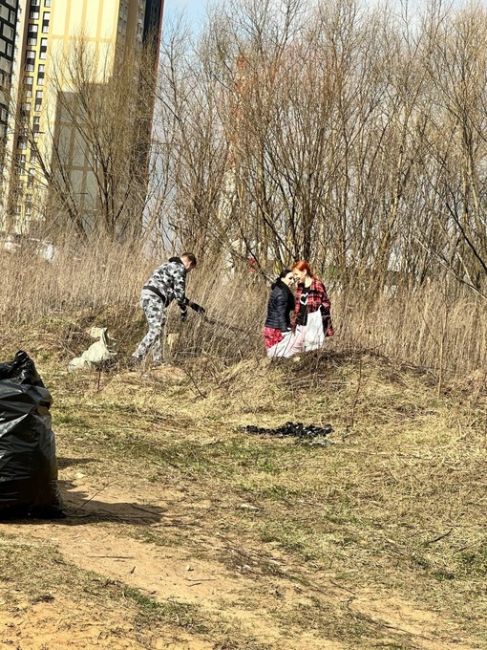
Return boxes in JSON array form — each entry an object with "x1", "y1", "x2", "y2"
[
  {"x1": 68, "y1": 327, "x2": 116, "y2": 371},
  {"x1": 303, "y1": 310, "x2": 326, "y2": 351},
  {"x1": 282, "y1": 311, "x2": 326, "y2": 357}
]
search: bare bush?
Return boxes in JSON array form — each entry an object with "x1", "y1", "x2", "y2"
[
  {"x1": 0, "y1": 242, "x2": 486, "y2": 377},
  {"x1": 154, "y1": 0, "x2": 487, "y2": 295},
  {"x1": 2, "y1": 0, "x2": 487, "y2": 379}
]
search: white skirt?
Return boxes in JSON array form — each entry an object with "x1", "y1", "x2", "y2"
[
  {"x1": 267, "y1": 311, "x2": 326, "y2": 358},
  {"x1": 266, "y1": 331, "x2": 298, "y2": 359}
]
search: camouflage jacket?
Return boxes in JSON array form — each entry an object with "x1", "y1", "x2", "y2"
[{"x1": 142, "y1": 257, "x2": 189, "y2": 313}]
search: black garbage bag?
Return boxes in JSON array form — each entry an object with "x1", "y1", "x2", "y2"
[
  {"x1": 0, "y1": 351, "x2": 63, "y2": 519},
  {"x1": 242, "y1": 421, "x2": 333, "y2": 439}
]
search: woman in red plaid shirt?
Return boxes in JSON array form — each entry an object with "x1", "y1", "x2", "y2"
[{"x1": 290, "y1": 260, "x2": 334, "y2": 353}]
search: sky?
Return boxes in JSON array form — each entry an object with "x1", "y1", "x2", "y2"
[
  {"x1": 162, "y1": 0, "x2": 476, "y2": 36},
  {"x1": 163, "y1": 0, "x2": 208, "y2": 32},
  {"x1": 161, "y1": 0, "x2": 420, "y2": 37}
]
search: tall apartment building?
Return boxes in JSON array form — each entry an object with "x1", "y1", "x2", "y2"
[
  {"x1": 0, "y1": 1, "x2": 19, "y2": 139},
  {"x1": 0, "y1": 0, "x2": 27, "y2": 230},
  {"x1": 2, "y1": 0, "x2": 164, "y2": 236}
]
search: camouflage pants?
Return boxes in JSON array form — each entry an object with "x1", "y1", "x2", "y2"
[{"x1": 133, "y1": 293, "x2": 167, "y2": 364}]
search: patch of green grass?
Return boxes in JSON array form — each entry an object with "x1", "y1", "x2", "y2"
[
  {"x1": 457, "y1": 543, "x2": 487, "y2": 577},
  {"x1": 213, "y1": 636, "x2": 273, "y2": 650},
  {"x1": 247, "y1": 483, "x2": 304, "y2": 501},
  {"x1": 55, "y1": 412, "x2": 90, "y2": 429},
  {"x1": 276, "y1": 595, "x2": 404, "y2": 647},
  {"x1": 122, "y1": 585, "x2": 208, "y2": 633},
  {"x1": 432, "y1": 568, "x2": 456, "y2": 581},
  {"x1": 0, "y1": 536, "x2": 66, "y2": 605},
  {"x1": 258, "y1": 521, "x2": 311, "y2": 556},
  {"x1": 56, "y1": 414, "x2": 324, "y2": 481},
  {"x1": 129, "y1": 527, "x2": 182, "y2": 548}
]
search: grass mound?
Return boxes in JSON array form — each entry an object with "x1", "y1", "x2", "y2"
[{"x1": 0, "y1": 324, "x2": 485, "y2": 649}]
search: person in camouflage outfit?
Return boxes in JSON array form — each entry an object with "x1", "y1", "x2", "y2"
[{"x1": 132, "y1": 253, "x2": 204, "y2": 365}]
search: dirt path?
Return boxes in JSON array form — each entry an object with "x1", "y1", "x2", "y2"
[
  {"x1": 1, "y1": 478, "x2": 479, "y2": 650},
  {"x1": 2, "y1": 483, "x2": 341, "y2": 650}
]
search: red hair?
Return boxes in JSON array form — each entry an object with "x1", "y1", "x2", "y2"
[{"x1": 292, "y1": 260, "x2": 314, "y2": 277}]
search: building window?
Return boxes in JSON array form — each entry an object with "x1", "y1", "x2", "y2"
[
  {"x1": 35, "y1": 89, "x2": 43, "y2": 111},
  {"x1": 25, "y1": 50, "x2": 36, "y2": 71},
  {"x1": 27, "y1": 24, "x2": 38, "y2": 45},
  {"x1": 40, "y1": 37, "x2": 48, "y2": 58},
  {"x1": 42, "y1": 12, "x2": 50, "y2": 32},
  {"x1": 3, "y1": 25, "x2": 14, "y2": 40}
]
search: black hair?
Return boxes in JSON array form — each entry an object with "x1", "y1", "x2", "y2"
[{"x1": 272, "y1": 268, "x2": 292, "y2": 289}]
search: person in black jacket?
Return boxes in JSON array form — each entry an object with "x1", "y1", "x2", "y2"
[{"x1": 263, "y1": 269, "x2": 296, "y2": 358}]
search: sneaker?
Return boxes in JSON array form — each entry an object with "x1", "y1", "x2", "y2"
[{"x1": 126, "y1": 356, "x2": 143, "y2": 370}]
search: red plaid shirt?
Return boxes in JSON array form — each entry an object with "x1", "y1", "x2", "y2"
[{"x1": 294, "y1": 277, "x2": 334, "y2": 336}]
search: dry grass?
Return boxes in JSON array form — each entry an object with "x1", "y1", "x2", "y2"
[
  {"x1": 1, "y1": 243, "x2": 486, "y2": 379},
  {"x1": 0, "y1": 244, "x2": 485, "y2": 647},
  {"x1": 1, "y1": 313, "x2": 485, "y2": 648}
]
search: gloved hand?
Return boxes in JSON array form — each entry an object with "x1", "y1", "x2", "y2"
[
  {"x1": 189, "y1": 302, "x2": 206, "y2": 315},
  {"x1": 180, "y1": 310, "x2": 188, "y2": 322}
]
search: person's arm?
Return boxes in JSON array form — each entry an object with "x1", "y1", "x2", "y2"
[
  {"x1": 293, "y1": 285, "x2": 302, "y2": 328},
  {"x1": 315, "y1": 279, "x2": 331, "y2": 310},
  {"x1": 172, "y1": 263, "x2": 189, "y2": 317},
  {"x1": 316, "y1": 279, "x2": 333, "y2": 334},
  {"x1": 274, "y1": 288, "x2": 291, "y2": 331}
]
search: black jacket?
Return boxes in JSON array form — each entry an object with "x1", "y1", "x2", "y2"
[{"x1": 264, "y1": 279, "x2": 295, "y2": 331}]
